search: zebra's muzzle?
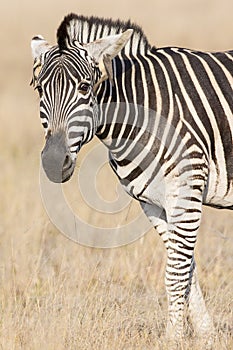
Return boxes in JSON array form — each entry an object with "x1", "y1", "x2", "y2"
[{"x1": 41, "y1": 131, "x2": 75, "y2": 183}]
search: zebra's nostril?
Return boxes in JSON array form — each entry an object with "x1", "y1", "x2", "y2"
[
  {"x1": 46, "y1": 129, "x2": 52, "y2": 139},
  {"x1": 63, "y1": 154, "x2": 72, "y2": 170}
]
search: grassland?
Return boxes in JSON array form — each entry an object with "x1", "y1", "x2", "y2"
[{"x1": 0, "y1": 1, "x2": 233, "y2": 348}]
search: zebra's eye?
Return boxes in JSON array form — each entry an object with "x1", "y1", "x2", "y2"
[{"x1": 78, "y1": 81, "x2": 90, "y2": 94}]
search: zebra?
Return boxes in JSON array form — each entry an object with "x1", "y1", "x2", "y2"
[{"x1": 31, "y1": 13, "x2": 233, "y2": 341}]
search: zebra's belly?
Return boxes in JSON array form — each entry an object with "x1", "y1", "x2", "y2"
[
  {"x1": 204, "y1": 159, "x2": 233, "y2": 208},
  {"x1": 204, "y1": 183, "x2": 233, "y2": 208}
]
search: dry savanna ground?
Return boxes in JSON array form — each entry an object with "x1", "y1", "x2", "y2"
[{"x1": 0, "y1": 1, "x2": 233, "y2": 349}]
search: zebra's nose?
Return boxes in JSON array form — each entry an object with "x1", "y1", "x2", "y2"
[{"x1": 41, "y1": 131, "x2": 73, "y2": 183}]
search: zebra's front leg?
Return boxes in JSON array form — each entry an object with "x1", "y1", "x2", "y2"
[
  {"x1": 164, "y1": 200, "x2": 201, "y2": 339},
  {"x1": 188, "y1": 258, "x2": 214, "y2": 337},
  {"x1": 141, "y1": 202, "x2": 192, "y2": 337},
  {"x1": 164, "y1": 190, "x2": 207, "y2": 340},
  {"x1": 165, "y1": 236, "x2": 195, "y2": 339},
  {"x1": 141, "y1": 201, "x2": 213, "y2": 340}
]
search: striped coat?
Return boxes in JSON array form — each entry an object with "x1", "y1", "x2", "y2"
[{"x1": 31, "y1": 13, "x2": 233, "y2": 342}]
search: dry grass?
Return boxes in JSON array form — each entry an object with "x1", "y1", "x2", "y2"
[{"x1": 0, "y1": 1, "x2": 233, "y2": 349}]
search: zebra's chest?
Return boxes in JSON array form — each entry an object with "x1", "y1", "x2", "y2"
[{"x1": 109, "y1": 155, "x2": 168, "y2": 208}]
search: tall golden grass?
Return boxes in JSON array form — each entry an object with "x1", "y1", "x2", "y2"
[{"x1": 0, "y1": 1, "x2": 233, "y2": 348}]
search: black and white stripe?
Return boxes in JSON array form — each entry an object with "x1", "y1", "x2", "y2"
[{"x1": 32, "y1": 13, "x2": 233, "y2": 340}]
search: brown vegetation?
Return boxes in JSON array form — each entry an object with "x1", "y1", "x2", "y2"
[{"x1": 0, "y1": 1, "x2": 232, "y2": 348}]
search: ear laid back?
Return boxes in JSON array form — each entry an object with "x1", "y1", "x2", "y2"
[{"x1": 84, "y1": 29, "x2": 133, "y2": 88}]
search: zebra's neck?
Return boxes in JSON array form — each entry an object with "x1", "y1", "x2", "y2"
[{"x1": 95, "y1": 48, "x2": 155, "y2": 155}]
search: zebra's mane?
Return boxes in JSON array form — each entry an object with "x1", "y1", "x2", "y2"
[{"x1": 57, "y1": 13, "x2": 151, "y2": 53}]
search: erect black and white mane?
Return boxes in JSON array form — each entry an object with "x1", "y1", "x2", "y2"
[{"x1": 56, "y1": 13, "x2": 151, "y2": 54}]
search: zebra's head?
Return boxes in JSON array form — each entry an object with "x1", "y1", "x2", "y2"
[{"x1": 31, "y1": 14, "x2": 132, "y2": 183}]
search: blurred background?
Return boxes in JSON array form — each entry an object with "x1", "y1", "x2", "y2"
[
  {"x1": 2, "y1": 0, "x2": 233, "y2": 177},
  {"x1": 0, "y1": 1, "x2": 233, "y2": 349}
]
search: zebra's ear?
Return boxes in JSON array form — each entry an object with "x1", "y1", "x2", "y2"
[
  {"x1": 84, "y1": 29, "x2": 133, "y2": 86},
  {"x1": 31, "y1": 35, "x2": 51, "y2": 60}
]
